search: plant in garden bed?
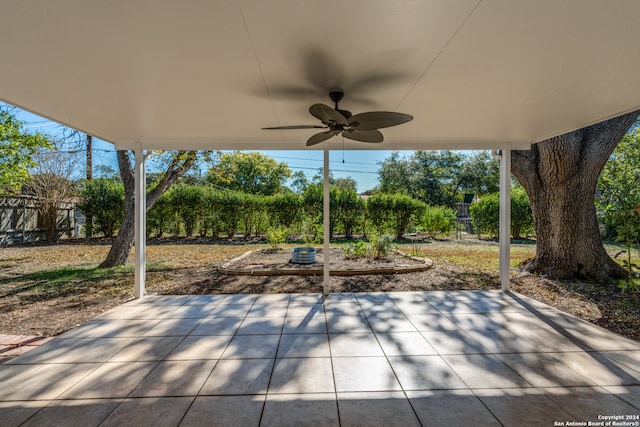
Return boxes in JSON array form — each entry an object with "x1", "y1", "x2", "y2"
[
  {"x1": 341, "y1": 232, "x2": 396, "y2": 260},
  {"x1": 342, "y1": 240, "x2": 371, "y2": 260},
  {"x1": 406, "y1": 237, "x2": 424, "y2": 257},
  {"x1": 372, "y1": 232, "x2": 396, "y2": 258},
  {"x1": 265, "y1": 226, "x2": 288, "y2": 250}
]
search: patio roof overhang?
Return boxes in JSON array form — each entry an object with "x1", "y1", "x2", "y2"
[{"x1": 1, "y1": 1, "x2": 640, "y2": 152}]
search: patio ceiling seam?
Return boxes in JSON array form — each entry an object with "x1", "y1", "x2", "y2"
[
  {"x1": 395, "y1": 0, "x2": 483, "y2": 112},
  {"x1": 237, "y1": 1, "x2": 284, "y2": 143}
]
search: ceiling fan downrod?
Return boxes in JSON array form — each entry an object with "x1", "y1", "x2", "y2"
[{"x1": 329, "y1": 91, "x2": 352, "y2": 119}]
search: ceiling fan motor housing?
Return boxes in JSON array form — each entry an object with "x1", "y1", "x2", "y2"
[{"x1": 329, "y1": 91, "x2": 344, "y2": 104}]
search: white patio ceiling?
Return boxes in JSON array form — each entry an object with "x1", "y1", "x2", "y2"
[{"x1": 1, "y1": 0, "x2": 640, "y2": 151}]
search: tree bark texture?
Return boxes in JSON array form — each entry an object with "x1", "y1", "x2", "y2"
[
  {"x1": 99, "y1": 150, "x2": 196, "y2": 268},
  {"x1": 512, "y1": 111, "x2": 639, "y2": 282}
]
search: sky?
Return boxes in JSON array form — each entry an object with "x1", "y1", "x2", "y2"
[
  {"x1": 12, "y1": 105, "x2": 119, "y2": 177},
  {"x1": 7, "y1": 103, "x2": 401, "y2": 192}
]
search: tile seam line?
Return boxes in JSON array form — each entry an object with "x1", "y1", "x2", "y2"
[
  {"x1": 146, "y1": 295, "x2": 253, "y2": 426},
  {"x1": 104, "y1": 300, "x2": 200, "y2": 426},
  {"x1": 353, "y1": 292, "x2": 424, "y2": 426},
  {"x1": 323, "y1": 294, "x2": 343, "y2": 427},
  {"x1": 376, "y1": 291, "x2": 434, "y2": 427},
  {"x1": 438, "y1": 353, "x2": 504, "y2": 426},
  {"x1": 257, "y1": 296, "x2": 289, "y2": 427}
]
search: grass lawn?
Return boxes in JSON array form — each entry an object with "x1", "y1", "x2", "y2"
[{"x1": 0, "y1": 238, "x2": 638, "y2": 341}]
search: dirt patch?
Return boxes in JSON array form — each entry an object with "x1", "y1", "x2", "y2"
[{"x1": 512, "y1": 274, "x2": 640, "y2": 342}]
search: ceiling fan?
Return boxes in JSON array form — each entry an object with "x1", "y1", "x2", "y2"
[{"x1": 263, "y1": 91, "x2": 413, "y2": 146}]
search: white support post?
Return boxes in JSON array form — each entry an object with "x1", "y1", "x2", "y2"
[
  {"x1": 134, "y1": 144, "x2": 147, "y2": 298},
  {"x1": 323, "y1": 145, "x2": 330, "y2": 297},
  {"x1": 499, "y1": 144, "x2": 512, "y2": 291}
]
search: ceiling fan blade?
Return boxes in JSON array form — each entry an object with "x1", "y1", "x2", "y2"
[
  {"x1": 348, "y1": 111, "x2": 413, "y2": 130},
  {"x1": 262, "y1": 125, "x2": 326, "y2": 130},
  {"x1": 309, "y1": 104, "x2": 348, "y2": 126},
  {"x1": 343, "y1": 129, "x2": 383, "y2": 143},
  {"x1": 306, "y1": 130, "x2": 339, "y2": 146}
]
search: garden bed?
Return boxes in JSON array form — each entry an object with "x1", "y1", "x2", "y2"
[{"x1": 217, "y1": 248, "x2": 432, "y2": 276}]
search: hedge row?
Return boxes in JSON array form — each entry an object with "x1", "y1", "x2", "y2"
[
  {"x1": 79, "y1": 180, "x2": 459, "y2": 240},
  {"x1": 469, "y1": 187, "x2": 534, "y2": 239}
]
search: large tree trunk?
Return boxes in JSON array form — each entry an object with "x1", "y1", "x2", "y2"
[
  {"x1": 512, "y1": 111, "x2": 639, "y2": 282},
  {"x1": 99, "y1": 150, "x2": 196, "y2": 268}
]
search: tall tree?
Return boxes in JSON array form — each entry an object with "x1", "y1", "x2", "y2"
[
  {"x1": 0, "y1": 109, "x2": 52, "y2": 195},
  {"x1": 511, "y1": 111, "x2": 640, "y2": 281},
  {"x1": 378, "y1": 150, "x2": 464, "y2": 207},
  {"x1": 458, "y1": 151, "x2": 500, "y2": 196},
  {"x1": 99, "y1": 150, "x2": 197, "y2": 267},
  {"x1": 411, "y1": 150, "x2": 463, "y2": 207},
  {"x1": 207, "y1": 151, "x2": 291, "y2": 195},
  {"x1": 377, "y1": 151, "x2": 412, "y2": 195},
  {"x1": 333, "y1": 177, "x2": 357, "y2": 192},
  {"x1": 290, "y1": 170, "x2": 309, "y2": 194}
]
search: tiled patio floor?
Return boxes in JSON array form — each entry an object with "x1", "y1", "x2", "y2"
[{"x1": 1, "y1": 291, "x2": 639, "y2": 426}]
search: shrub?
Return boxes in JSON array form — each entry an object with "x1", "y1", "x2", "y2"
[
  {"x1": 372, "y1": 232, "x2": 396, "y2": 258},
  {"x1": 265, "y1": 226, "x2": 288, "y2": 249},
  {"x1": 366, "y1": 193, "x2": 395, "y2": 234},
  {"x1": 469, "y1": 188, "x2": 533, "y2": 238},
  {"x1": 301, "y1": 184, "x2": 348, "y2": 239},
  {"x1": 201, "y1": 187, "x2": 221, "y2": 238},
  {"x1": 267, "y1": 192, "x2": 302, "y2": 228},
  {"x1": 366, "y1": 193, "x2": 425, "y2": 239},
  {"x1": 300, "y1": 215, "x2": 323, "y2": 244},
  {"x1": 612, "y1": 208, "x2": 640, "y2": 286},
  {"x1": 237, "y1": 193, "x2": 265, "y2": 238},
  {"x1": 170, "y1": 184, "x2": 207, "y2": 237},
  {"x1": 335, "y1": 189, "x2": 365, "y2": 239},
  {"x1": 421, "y1": 205, "x2": 456, "y2": 238},
  {"x1": 391, "y1": 195, "x2": 426, "y2": 239},
  {"x1": 302, "y1": 184, "x2": 323, "y2": 219},
  {"x1": 147, "y1": 191, "x2": 174, "y2": 238},
  {"x1": 78, "y1": 178, "x2": 124, "y2": 237},
  {"x1": 470, "y1": 193, "x2": 500, "y2": 237},
  {"x1": 510, "y1": 187, "x2": 534, "y2": 239},
  {"x1": 210, "y1": 190, "x2": 242, "y2": 239}
]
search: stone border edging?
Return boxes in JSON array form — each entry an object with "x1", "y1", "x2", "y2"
[{"x1": 217, "y1": 249, "x2": 433, "y2": 276}]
